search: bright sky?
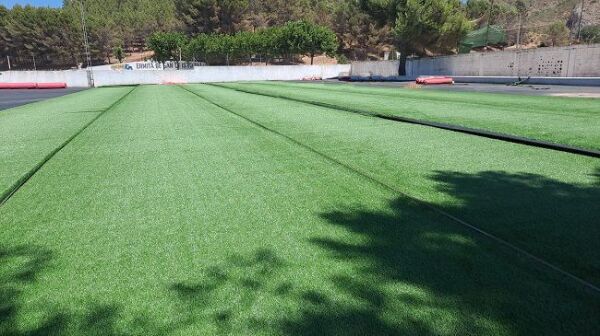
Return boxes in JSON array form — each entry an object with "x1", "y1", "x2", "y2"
[{"x1": 1, "y1": 0, "x2": 63, "y2": 8}]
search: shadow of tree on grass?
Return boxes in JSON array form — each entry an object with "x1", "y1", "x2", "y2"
[
  {"x1": 170, "y1": 248, "x2": 288, "y2": 335},
  {"x1": 431, "y1": 169, "x2": 600, "y2": 284},
  {"x1": 1, "y1": 244, "x2": 55, "y2": 336},
  {"x1": 295, "y1": 170, "x2": 600, "y2": 335},
  {"x1": 0, "y1": 245, "x2": 171, "y2": 336},
  {"x1": 2, "y1": 171, "x2": 598, "y2": 335}
]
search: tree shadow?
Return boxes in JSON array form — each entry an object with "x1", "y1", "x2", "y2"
[
  {"x1": 0, "y1": 244, "x2": 55, "y2": 335},
  {"x1": 169, "y1": 248, "x2": 288, "y2": 335},
  {"x1": 0, "y1": 245, "x2": 170, "y2": 336},
  {"x1": 430, "y1": 168, "x2": 600, "y2": 284},
  {"x1": 168, "y1": 247, "x2": 430, "y2": 335},
  {"x1": 3, "y1": 170, "x2": 598, "y2": 335},
  {"x1": 292, "y1": 171, "x2": 600, "y2": 335}
]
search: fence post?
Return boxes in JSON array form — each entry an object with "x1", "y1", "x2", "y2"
[
  {"x1": 86, "y1": 70, "x2": 95, "y2": 88},
  {"x1": 513, "y1": 50, "x2": 518, "y2": 77}
]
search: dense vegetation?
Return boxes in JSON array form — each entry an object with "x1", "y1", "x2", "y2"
[
  {"x1": 0, "y1": 0, "x2": 596, "y2": 69},
  {"x1": 148, "y1": 21, "x2": 338, "y2": 65}
]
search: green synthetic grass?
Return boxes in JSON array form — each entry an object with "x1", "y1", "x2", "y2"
[
  {"x1": 219, "y1": 81, "x2": 600, "y2": 151},
  {"x1": 0, "y1": 87, "x2": 134, "y2": 201},
  {"x1": 190, "y1": 84, "x2": 600, "y2": 285},
  {"x1": 0, "y1": 85, "x2": 598, "y2": 335}
]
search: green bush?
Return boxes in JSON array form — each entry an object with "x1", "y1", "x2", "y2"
[
  {"x1": 336, "y1": 54, "x2": 349, "y2": 64},
  {"x1": 154, "y1": 21, "x2": 338, "y2": 65},
  {"x1": 114, "y1": 46, "x2": 124, "y2": 63},
  {"x1": 580, "y1": 25, "x2": 600, "y2": 44},
  {"x1": 147, "y1": 32, "x2": 187, "y2": 63}
]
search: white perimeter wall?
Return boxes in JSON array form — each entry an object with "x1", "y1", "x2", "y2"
[
  {"x1": 0, "y1": 70, "x2": 90, "y2": 87},
  {"x1": 350, "y1": 61, "x2": 400, "y2": 77},
  {"x1": 406, "y1": 43, "x2": 600, "y2": 78},
  {"x1": 0, "y1": 64, "x2": 350, "y2": 87}
]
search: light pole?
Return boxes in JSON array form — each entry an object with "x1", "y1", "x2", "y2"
[
  {"x1": 484, "y1": 0, "x2": 495, "y2": 47},
  {"x1": 577, "y1": 0, "x2": 585, "y2": 41},
  {"x1": 75, "y1": 0, "x2": 94, "y2": 86}
]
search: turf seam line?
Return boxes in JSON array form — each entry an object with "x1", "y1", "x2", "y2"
[
  {"x1": 212, "y1": 84, "x2": 600, "y2": 158},
  {"x1": 0, "y1": 86, "x2": 138, "y2": 207},
  {"x1": 253, "y1": 81, "x2": 595, "y2": 119},
  {"x1": 182, "y1": 85, "x2": 600, "y2": 295}
]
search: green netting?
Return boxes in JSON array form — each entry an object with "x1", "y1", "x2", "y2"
[{"x1": 459, "y1": 25, "x2": 507, "y2": 53}]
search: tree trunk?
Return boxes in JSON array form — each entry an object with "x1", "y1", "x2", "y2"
[
  {"x1": 398, "y1": 50, "x2": 407, "y2": 76},
  {"x1": 310, "y1": 52, "x2": 314, "y2": 65}
]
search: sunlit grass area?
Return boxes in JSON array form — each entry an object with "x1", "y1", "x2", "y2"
[
  {"x1": 219, "y1": 81, "x2": 600, "y2": 151},
  {"x1": 0, "y1": 84, "x2": 598, "y2": 335}
]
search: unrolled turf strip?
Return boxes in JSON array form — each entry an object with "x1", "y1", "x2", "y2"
[
  {"x1": 188, "y1": 84, "x2": 600, "y2": 286},
  {"x1": 0, "y1": 87, "x2": 134, "y2": 200},
  {"x1": 0, "y1": 85, "x2": 597, "y2": 335},
  {"x1": 220, "y1": 81, "x2": 600, "y2": 151}
]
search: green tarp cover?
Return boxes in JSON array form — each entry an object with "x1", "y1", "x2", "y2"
[{"x1": 459, "y1": 25, "x2": 507, "y2": 53}]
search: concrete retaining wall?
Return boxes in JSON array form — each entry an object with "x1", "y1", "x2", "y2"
[
  {"x1": 452, "y1": 76, "x2": 600, "y2": 86},
  {"x1": 406, "y1": 44, "x2": 600, "y2": 78},
  {"x1": 350, "y1": 61, "x2": 400, "y2": 77},
  {"x1": 0, "y1": 64, "x2": 350, "y2": 87},
  {"x1": 0, "y1": 70, "x2": 90, "y2": 87},
  {"x1": 93, "y1": 64, "x2": 349, "y2": 86}
]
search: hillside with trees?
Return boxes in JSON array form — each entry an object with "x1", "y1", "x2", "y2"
[
  {"x1": 0, "y1": 0, "x2": 597, "y2": 70},
  {"x1": 464, "y1": 0, "x2": 600, "y2": 47}
]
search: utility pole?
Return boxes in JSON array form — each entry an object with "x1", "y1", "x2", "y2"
[
  {"x1": 484, "y1": 0, "x2": 495, "y2": 47},
  {"x1": 577, "y1": 0, "x2": 585, "y2": 41},
  {"x1": 516, "y1": 13, "x2": 522, "y2": 49},
  {"x1": 77, "y1": 0, "x2": 94, "y2": 86},
  {"x1": 79, "y1": 1, "x2": 92, "y2": 68}
]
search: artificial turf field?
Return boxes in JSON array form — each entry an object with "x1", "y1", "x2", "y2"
[{"x1": 0, "y1": 83, "x2": 598, "y2": 335}]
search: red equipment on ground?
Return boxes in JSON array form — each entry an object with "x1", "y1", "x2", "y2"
[
  {"x1": 36, "y1": 82, "x2": 67, "y2": 89},
  {"x1": 0, "y1": 82, "x2": 67, "y2": 89},
  {"x1": 416, "y1": 76, "x2": 454, "y2": 85},
  {"x1": 0, "y1": 82, "x2": 37, "y2": 89}
]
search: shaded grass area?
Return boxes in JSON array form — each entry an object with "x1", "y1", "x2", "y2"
[
  {"x1": 0, "y1": 85, "x2": 598, "y2": 335},
  {"x1": 187, "y1": 84, "x2": 600, "y2": 285},
  {"x1": 0, "y1": 87, "x2": 134, "y2": 200},
  {"x1": 219, "y1": 81, "x2": 600, "y2": 151}
]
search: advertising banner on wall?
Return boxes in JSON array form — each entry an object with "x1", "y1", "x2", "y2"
[{"x1": 96, "y1": 61, "x2": 206, "y2": 71}]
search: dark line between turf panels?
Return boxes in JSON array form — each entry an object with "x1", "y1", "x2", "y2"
[
  {"x1": 210, "y1": 84, "x2": 600, "y2": 158},
  {"x1": 0, "y1": 86, "x2": 138, "y2": 207},
  {"x1": 251, "y1": 81, "x2": 594, "y2": 120},
  {"x1": 180, "y1": 84, "x2": 600, "y2": 295}
]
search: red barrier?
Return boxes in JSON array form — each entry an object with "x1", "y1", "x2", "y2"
[
  {"x1": 36, "y1": 82, "x2": 67, "y2": 89},
  {"x1": 416, "y1": 76, "x2": 454, "y2": 85},
  {"x1": 0, "y1": 82, "x2": 67, "y2": 89},
  {"x1": 0, "y1": 82, "x2": 37, "y2": 89}
]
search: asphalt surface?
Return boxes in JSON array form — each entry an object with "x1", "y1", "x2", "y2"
[
  {"x1": 0, "y1": 88, "x2": 86, "y2": 110},
  {"x1": 319, "y1": 80, "x2": 600, "y2": 98}
]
